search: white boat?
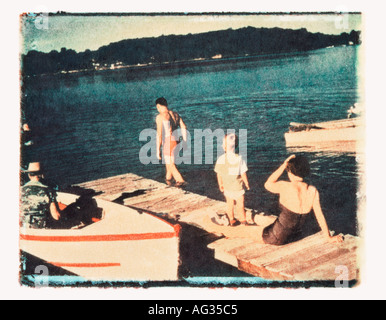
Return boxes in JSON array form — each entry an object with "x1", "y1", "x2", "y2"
[
  {"x1": 284, "y1": 117, "x2": 364, "y2": 153},
  {"x1": 20, "y1": 193, "x2": 181, "y2": 282}
]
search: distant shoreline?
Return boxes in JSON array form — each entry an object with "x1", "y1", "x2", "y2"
[{"x1": 24, "y1": 44, "x2": 359, "y2": 80}]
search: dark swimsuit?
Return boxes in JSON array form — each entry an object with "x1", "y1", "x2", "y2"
[
  {"x1": 263, "y1": 204, "x2": 310, "y2": 246},
  {"x1": 163, "y1": 111, "x2": 180, "y2": 157}
]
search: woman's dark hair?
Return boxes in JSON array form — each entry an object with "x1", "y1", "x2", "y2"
[
  {"x1": 286, "y1": 155, "x2": 310, "y2": 179},
  {"x1": 156, "y1": 97, "x2": 168, "y2": 107}
]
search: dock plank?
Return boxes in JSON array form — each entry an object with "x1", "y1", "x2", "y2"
[
  {"x1": 280, "y1": 236, "x2": 359, "y2": 279},
  {"x1": 132, "y1": 193, "x2": 194, "y2": 212},
  {"x1": 264, "y1": 236, "x2": 358, "y2": 280},
  {"x1": 178, "y1": 202, "x2": 226, "y2": 225},
  {"x1": 77, "y1": 174, "x2": 166, "y2": 195},
  {"x1": 77, "y1": 173, "x2": 140, "y2": 188},
  {"x1": 169, "y1": 197, "x2": 221, "y2": 217},
  {"x1": 295, "y1": 251, "x2": 359, "y2": 281},
  {"x1": 239, "y1": 233, "x2": 326, "y2": 266},
  {"x1": 123, "y1": 187, "x2": 182, "y2": 206}
]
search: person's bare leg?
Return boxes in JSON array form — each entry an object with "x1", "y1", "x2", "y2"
[
  {"x1": 165, "y1": 163, "x2": 173, "y2": 181},
  {"x1": 226, "y1": 196, "x2": 235, "y2": 224},
  {"x1": 254, "y1": 226, "x2": 266, "y2": 243},
  {"x1": 254, "y1": 218, "x2": 275, "y2": 243},
  {"x1": 164, "y1": 155, "x2": 173, "y2": 181},
  {"x1": 170, "y1": 163, "x2": 185, "y2": 183},
  {"x1": 235, "y1": 195, "x2": 246, "y2": 223}
]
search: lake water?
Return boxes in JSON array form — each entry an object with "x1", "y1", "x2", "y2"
[{"x1": 22, "y1": 46, "x2": 363, "y2": 236}]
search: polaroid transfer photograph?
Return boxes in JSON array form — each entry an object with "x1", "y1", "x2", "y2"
[{"x1": 19, "y1": 12, "x2": 364, "y2": 288}]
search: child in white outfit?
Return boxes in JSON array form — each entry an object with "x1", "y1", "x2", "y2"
[{"x1": 214, "y1": 134, "x2": 253, "y2": 226}]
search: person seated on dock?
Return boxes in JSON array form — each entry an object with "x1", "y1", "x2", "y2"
[
  {"x1": 256, "y1": 155, "x2": 344, "y2": 245},
  {"x1": 155, "y1": 97, "x2": 188, "y2": 187},
  {"x1": 21, "y1": 163, "x2": 104, "y2": 230},
  {"x1": 215, "y1": 133, "x2": 252, "y2": 226},
  {"x1": 20, "y1": 162, "x2": 61, "y2": 229}
]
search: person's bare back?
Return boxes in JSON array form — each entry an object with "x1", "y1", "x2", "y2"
[{"x1": 277, "y1": 181, "x2": 317, "y2": 214}]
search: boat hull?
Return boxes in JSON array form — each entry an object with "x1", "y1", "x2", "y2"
[
  {"x1": 20, "y1": 193, "x2": 181, "y2": 282},
  {"x1": 285, "y1": 118, "x2": 364, "y2": 153}
]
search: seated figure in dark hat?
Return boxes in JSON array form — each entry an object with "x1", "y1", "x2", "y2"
[{"x1": 20, "y1": 162, "x2": 61, "y2": 229}]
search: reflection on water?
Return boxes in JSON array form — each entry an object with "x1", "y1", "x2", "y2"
[{"x1": 21, "y1": 46, "x2": 362, "y2": 236}]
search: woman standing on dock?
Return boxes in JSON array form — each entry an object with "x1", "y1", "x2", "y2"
[
  {"x1": 155, "y1": 97, "x2": 188, "y2": 187},
  {"x1": 257, "y1": 155, "x2": 344, "y2": 245}
]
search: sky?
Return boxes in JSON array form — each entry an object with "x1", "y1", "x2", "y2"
[{"x1": 21, "y1": 13, "x2": 362, "y2": 54}]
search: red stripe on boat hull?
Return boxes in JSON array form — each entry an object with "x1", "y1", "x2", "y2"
[
  {"x1": 49, "y1": 262, "x2": 121, "y2": 268},
  {"x1": 20, "y1": 231, "x2": 178, "y2": 242}
]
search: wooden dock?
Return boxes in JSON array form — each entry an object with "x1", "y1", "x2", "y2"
[{"x1": 74, "y1": 173, "x2": 360, "y2": 282}]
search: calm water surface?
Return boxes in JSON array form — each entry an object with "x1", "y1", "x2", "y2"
[{"x1": 22, "y1": 46, "x2": 363, "y2": 236}]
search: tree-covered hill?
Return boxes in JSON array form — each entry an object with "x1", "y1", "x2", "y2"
[{"x1": 22, "y1": 27, "x2": 361, "y2": 76}]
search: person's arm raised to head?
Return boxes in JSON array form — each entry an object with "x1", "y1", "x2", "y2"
[
  {"x1": 264, "y1": 155, "x2": 295, "y2": 194},
  {"x1": 313, "y1": 189, "x2": 344, "y2": 243}
]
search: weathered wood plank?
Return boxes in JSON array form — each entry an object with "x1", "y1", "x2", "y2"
[
  {"x1": 237, "y1": 233, "x2": 325, "y2": 267},
  {"x1": 238, "y1": 259, "x2": 293, "y2": 281},
  {"x1": 132, "y1": 192, "x2": 191, "y2": 211},
  {"x1": 178, "y1": 202, "x2": 226, "y2": 224},
  {"x1": 139, "y1": 193, "x2": 217, "y2": 216},
  {"x1": 295, "y1": 251, "x2": 358, "y2": 281},
  {"x1": 76, "y1": 175, "x2": 151, "y2": 197},
  {"x1": 123, "y1": 187, "x2": 180, "y2": 206},
  {"x1": 81, "y1": 174, "x2": 165, "y2": 193},
  {"x1": 168, "y1": 197, "x2": 221, "y2": 216},
  {"x1": 77, "y1": 173, "x2": 140, "y2": 188},
  {"x1": 268, "y1": 237, "x2": 358, "y2": 280},
  {"x1": 161, "y1": 193, "x2": 209, "y2": 209}
]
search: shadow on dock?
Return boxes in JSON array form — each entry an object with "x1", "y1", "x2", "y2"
[
  {"x1": 178, "y1": 222, "x2": 252, "y2": 278},
  {"x1": 111, "y1": 190, "x2": 148, "y2": 205}
]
